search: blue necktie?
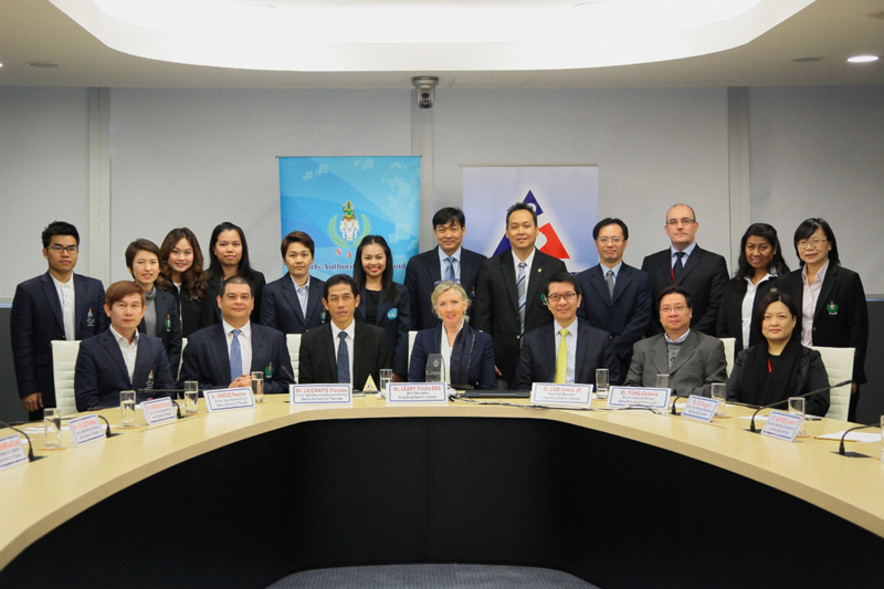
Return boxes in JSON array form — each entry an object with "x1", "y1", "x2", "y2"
[
  {"x1": 673, "y1": 252, "x2": 685, "y2": 283},
  {"x1": 337, "y1": 331, "x2": 350, "y2": 384},
  {"x1": 230, "y1": 328, "x2": 243, "y2": 380},
  {"x1": 517, "y1": 262, "x2": 527, "y2": 337},
  {"x1": 444, "y1": 256, "x2": 456, "y2": 282}
]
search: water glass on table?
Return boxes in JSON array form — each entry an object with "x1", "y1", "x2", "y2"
[
  {"x1": 43, "y1": 407, "x2": 62, "y2": 448},
  {"x1": 120, "y1": 390, "x2": 137, "y2": 427}
]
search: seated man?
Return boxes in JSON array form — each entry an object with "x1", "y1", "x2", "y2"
[
  {"x1": 75, "y1": 281, "x2": 175, "y2": 411},
  {"x1": 515, "y1": 272, "x2": 617, "y2": 390},
  {"x1": 179, "y1": 276, "x2": 294, "y2": 393},
  {"x1": 299, "y1": 274, "x2": 391, "y2": 389},
  {"x1": 625, "y1": 285, "x2": 727, "y2": 396}
]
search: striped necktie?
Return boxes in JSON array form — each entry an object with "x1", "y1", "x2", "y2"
[{"x1": 516, "y1": 262, "x2": 527, "y2": 336}]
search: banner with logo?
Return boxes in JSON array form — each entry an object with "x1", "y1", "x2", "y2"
[
  {"x1": 279, "y1": 156, "x2": 421, "y2": 283},
  {"x1": 461, "y1": 166, "x2": 599, "y2": 272}
]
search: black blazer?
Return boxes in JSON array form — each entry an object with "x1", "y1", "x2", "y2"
[
  {"x1": 138, "y1": 287, "x2": 182, "y2": 378},
  {"x1": 408, "y1": 323, "x2": 496, "y2": 390},
  {"x1": 472, "y1": 249, "x2": 567, "y2": 383},
  {"x1": 641, "y1": 245, "x2": 728, "y2": 336},
  {"x1": 298, "y1": 322, "x2": 391, "y2": 390},
  {"x1": 355, "y1": 283, "x2": 412, "y2": 376},
  {"x1": 164, "y1": 283, "x2": 212, "y2": 338},
  {"x1": 75, "y1": 330, "x2": 175, "y2": 411},
  {"x1": 715, "y1": 276, "x2": 778, "y2": 355},
  {"x1": 576, "y1": 263, "x2": 653, "y2": 384},
  {"x1": 404, "y1": 246, "x2": 487, "y2": 331},
  {"x1": 202, "y1": 271, "x2": 266, "y2": 326},
  {"x1": 777, "y1": 265, "x2": 868, "y2": 383},
  {"x1": 261, "y1": 274, "x2": 326, "y2": 334}
]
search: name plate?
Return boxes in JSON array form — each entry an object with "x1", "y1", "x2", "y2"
[
  {"x1": 290, "y1": 384, "x2": 352, "y2": 405},
  {"x1": 387, "y1": 382, "x2": 448, "y2": 403},
  {"x1": 69, "y1": 415, "x2": 107, "y2": 445},
  {"x1": 530, "y1": 383, "x2": 593, "y2": 407},
  {"x1": 0, "y1": 434, "x2": 28, "y2": 471},
  {"x1": 761, "y1": 410, "x2": 803, "y2": 442},
  {"x1": 681, "y1": 395, "x2": 720, "y2": 422},
  {"x1": 141, "y1": 397, "x2": 177, "y2": 425},
  {"x1": 204, "y1": 387, "x2": 255, "y2": 412},
  {"x1": 607, "y1": 386, "x2": 670, "y2": 410}
]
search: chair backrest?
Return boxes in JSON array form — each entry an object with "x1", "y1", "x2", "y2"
[
  {"x1": 51, "y1": 340, "x2": 81, "y2": 417},
  {"x1": 408, "y1": 330, "x2": 417, "y2": 371},
  {"x1": 718, "y1": 337, "x2": 736, "y2": 378},
  {"x1": 810, "y1": 346, "x2": 854, "y2": 422},
  {"x1": 286, "y1": 333, "x2": 302, "y2": 383},
  {"x1": 178, "y1": 337, "x2": 187, "y2": 381}
]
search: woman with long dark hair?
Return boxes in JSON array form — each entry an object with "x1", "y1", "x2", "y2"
[
  {"x1": 202, "y1": 222, "x2": 266, "y2": 325},
  {"x1": 158, "y1": 227, "x2": 210, "y2": 337}
]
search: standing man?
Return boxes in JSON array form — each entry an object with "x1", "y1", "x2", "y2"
[
  {"x1": 473, "y1": 202, "x2": 567, "y2": 388},
  {"x1": 641, "y1": 203, "x2": 728, "y2": 335},
  {"x1": 405, "y1": 207, "x2": 486, "y2": 331},
  {"x1": 11, "y1": 221, "x2": 108, "y2": 420},
  {"x1": 576, "y1": 218, "x2": 653, "y2": 384}
]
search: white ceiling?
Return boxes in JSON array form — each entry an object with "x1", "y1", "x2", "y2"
[{"x1": 0, "y1": 0, "x2": 882, "y2": 88}]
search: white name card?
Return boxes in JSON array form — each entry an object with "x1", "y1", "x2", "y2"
[
  {"x1": 290, "y1": 384, "x2": 352, "y2": 405},
  {"x1": 0, "y1": 434, "x2": 28, "y2": 471},
  {"x1": 204, "y1": 387, "x2": 255, "y2": 412},
  {"x1": 69, "y1": 415, "x2": 107, "y2": 445},
  {"x1": 761, "y1": 410, "x2": 803, "y2": 442},
  {"x1": 141, "y1": 397, "x2": 177, "y2": 425},
  {"x1": 530, "y1": 383, "x2": 593, "y2": 407},
  {"x1": 681, "y1": 395, "x2": 720, "y2": 422},
  {"x1": 607, "y1": 386, "x2": 670, "y2": 410},
  {"x1": 387, "y1": 382, "x2": 448, "y2": 403}
]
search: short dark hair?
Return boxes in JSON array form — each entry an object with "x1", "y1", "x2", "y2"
[
  {"x1": 280, "y1": 231, "x2": 315, "y2": 258},
  {"x1": 324, "y1": 274, "x2": 359, "y2": 298},
  {"x1": 42, "y1": 221, "x2": 79, "y2": 248},
  {"x1": 432, "y1": 207, "x2": 466, "y2": 229},
  {"x1": 753, "y1": 291, "x2": 799, "y2": 330},
  {"x1": 125, "y1": 238, "x2": 160, "y2": 269},
  {"x1": 592, "y1": 218, "x2": 629, "y2": 241},
  {"x1": 793, "y1": 217, "x2": 839, "y2": 266},
  {"x1": 220, "y1": 275, "x2": 253, "y2": 297},
  {"x1": 658, "y1": 285, "x2": 693, "y2": 311},
  {"x1": 546, "y1": 271, "x2": 581, "y2": 297},
  {"x1": 105, "y1": 280, "x2": 145, "y2": 307},
  {"x1": 505, "y1": 202, "x2": 538, "y2": 227}
]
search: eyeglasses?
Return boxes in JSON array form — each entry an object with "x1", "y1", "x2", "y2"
[
  {"x1": 660, "y1": 305, "x2": 688, "y2": 314},
  {"x1": 547, "y1": 292, "x2": 577, "y2": 303},
  {"x1": 666, "y1": 218, "x2": 696, "y2": 227},
  {"x1": 49, "y1": 244, "x2": 78, "y2": 254},
  {"x1": 597, "y1": 237, "x2": 623, "y2": 245},
  {"x1": 796, "y1": 238, "x2": 828, "y2": 250}
]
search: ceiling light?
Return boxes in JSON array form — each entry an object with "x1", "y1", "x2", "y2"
[{"x1": 846, "y1": 55, "x2": 879, "y2": 63}]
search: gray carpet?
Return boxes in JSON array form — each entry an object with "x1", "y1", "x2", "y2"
[{"x1": 267, "y1": 563, "x2": 599, "y2": 588}]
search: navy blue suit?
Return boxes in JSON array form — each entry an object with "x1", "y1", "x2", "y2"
[
  {"x1": 11, "y1": 272, "x2": 108, "y2": 409},
  {"x1": 515, "y1": 319, "x2": 618, "y2": 390},
  {"x1": 576, "y1": 263, "x2": 652, "y2": 384},
  {"x1": 408, "y1": 324, "x2": 497, "y2": 390},
  {"x1": 404, "y1": 246, "x2": 487, "y2": 331},
  {"x1": 178, "y1": 323, "x2": 294, "y2": 394},
  {"x1": 298, "y1": 322, "x2": 391, "y2": 389},
  {"x1": 138, "y1": 288, "x2": 182, "y2": 379},
  {"x1": 260, "y1": 274, "x2": 326, "y2": 334},
  {"x1": 355, "y1": 283, "x2": 412, "y2": 376},
  {"x1": 74, "y1": 330, "x2": 175, "y2": 411}
]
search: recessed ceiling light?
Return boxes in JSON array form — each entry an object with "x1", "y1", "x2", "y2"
[
  {"x1": 791, "y1": 56, "x2": 823, "y2": 62},
  {"x1": 846, "y1": 54, "x2": 879, "y2": 63},
  {"x1": 27, "y1": 61, "x2": 59, "y2": 68}
]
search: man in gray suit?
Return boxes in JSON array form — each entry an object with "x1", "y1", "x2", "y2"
[{"x1": 625, "y1": 285, "x2": 727, "y2": 396}]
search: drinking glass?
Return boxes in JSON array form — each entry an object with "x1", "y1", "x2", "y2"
[
  {"x1": 251, "y1": 371, "x2": 264, "y2": 404},
  {"x1": 120, "y1": 390, "x2": 137, "y2": 427},
  {"x1": 43, "y1": 407, "x2": 62, "y2": 448}
]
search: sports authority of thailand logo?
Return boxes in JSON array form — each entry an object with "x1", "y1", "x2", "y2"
[
  {"x1": 492, "y1": 190, "x2": 570, "y2": 259},
  {"x1": 328, "y1": 200, "x2": 371, "y2": 256}
]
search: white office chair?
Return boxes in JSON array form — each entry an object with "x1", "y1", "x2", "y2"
[
  {"x1": 718, "y1": 337, "x2": 736, "y2": 378},
  {"x1": 811, "y1": 346, "x2": 854, "y2": 422},
  {"x1": 177, "y1": 337, "x2": 187, "y2": 381},
  {"x1": 51, "y1": 340, "x2": 81, "y2": 417},
  {"x1": 286, "y1": 333, "x2": 302, "y2": 383}
]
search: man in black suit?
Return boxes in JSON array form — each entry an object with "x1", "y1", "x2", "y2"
[
  {"x1": 641, "y1": 203, "x2": 728, "y2": 335},
  {"x1": 405, "y1": 207, "x2": 487, "y2": 331},
  {"x1": 577, "y1": 218, "x2": 653, "y2": 384},
  {"x1": 472, "y1": 202, "x2": 567, "y2": 387},
  {"x1": 299, "y1": 274, "x2": 391, "y2": 389},
  {"x1": 75, "y1": 281, "x2": 175, "y2": 411},
  {"x1": 179, "y1": 276, "x2": 294, "y2": 393},
  {"x1": 261, "y1": 231, "x2": 326, "y2": 333},
  {"x1": 11, "y1": 221, "x2": 108, "y2": 419},
  {"x1": 516, "y1": 272, "x2": 617, "y2": 389}
]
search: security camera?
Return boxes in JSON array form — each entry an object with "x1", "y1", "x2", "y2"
[{"x1": 411, "y1": 76, "x2": 439, "y2": 109}]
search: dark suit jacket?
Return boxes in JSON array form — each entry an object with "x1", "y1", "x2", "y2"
[
  {"x1": 74, "y1": 330, "x2": 175, "y2": 411},
  {"x1": 138, "y1": 288, "x2": 182, "y2": 378},
  {"x1": 625, "y1": 330, "x2": 728, "y2": 396},
  {"x1": 404, "y1": 246, "x2": 487, "y2": 331},
  {"x1": 641, "y1": 245, "x2": 728, "y2": 336},
  {"x1": 715, "y1": 276, "x2": 778, "y2": 354},
  {"x1": 777, "y1": 265, "x2": 868, "y2": 383},
  {"x1": 355, "y1": 283, "x2": 412, "y2": 376},
  {"x1": 164, "y1": 283, "x2": 212, "y2": 338},
  {"x1": 260, "y1": 274, "x2": 326, "y2": 334},
  {"x1": 11, "y1": 272, "x2": 108, "y2": 407},
  {"x1": 201, "y1": 271, "x2": 267, "y2": 326},
  {"x1": 515, "y1": 319, "x2": 618, "y2": 390},
  {"x1": 298, "y1": 322, "x2": 391, "y2": 390},
  {"x1": 408, "y1": 324, "x2": 496, "y2": 390},
  {"x1": 178, "y1": 322, "x2": 294, "y2": 393},
  {"x1": 472, "y1": 249, "x2": 567, "y2": 383},
  {"x1": 576, "y1": 263, "x2": 652, "y2": 384}
]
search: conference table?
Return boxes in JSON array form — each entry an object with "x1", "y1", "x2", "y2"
[{"x1": 1, "y1": 393, "x2": 882, "y2": 587}]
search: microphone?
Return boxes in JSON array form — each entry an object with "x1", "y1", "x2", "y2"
[
  {"x1": 670, "y1": 394, "x2": 690, "y2": 415},
  {"x1": 748, "y1": 379, "x2": 851, "y2": 433},
  {"x1": 836, "y1": 423, "x2": 881, "y2": 457},
  {"x1": 0, "y1": 420, "x2": 44, "y2": 462},
  {"x1": 95, "y1": 414, "x2": 118, "y2": 438},
  {"x1": 278, "y1": 363, "x2": 297, "y2": 385}
]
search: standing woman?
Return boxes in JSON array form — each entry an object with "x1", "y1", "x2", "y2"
[
  {"x1": 202, "y1": 222, "x2": 266, "y2": 326},
  {"x1": 778, "y1": 218, "x2": 868, "y2": 421},
  {"x1": 716, "y1": 223, "x2": 790, "y2": 353},
  {"x1": 261, "y1": 231, "x2": 326, "y2": 333},
  {"x1": 159, "y1": 227, "x2": 210, "y2": 338},
  {"x1": 353, "y1": 235, "x2": 412, "y2": 380}
]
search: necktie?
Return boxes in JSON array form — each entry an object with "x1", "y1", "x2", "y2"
[
  {"x1": 555, "y1": 328, "x2": 569, "y2": 383},
  {"x1": 230, "y1": 329, "x2": 243, "y2": 379},
  {"x1": 673, "y1": 251, "x2": 685, "y2": 283},
  {"x1": 517, "y1": 262, "x2": 527, "y2": 337},
  {"x1": 444, "y1": 256, "x2": 456, "y2": 282},
  {"x1": 337, "y1": 331, "x2": 350, "y2": 384},
  {"x1": 606, "y1": 269, "x2": 615, "y2": 300}
]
